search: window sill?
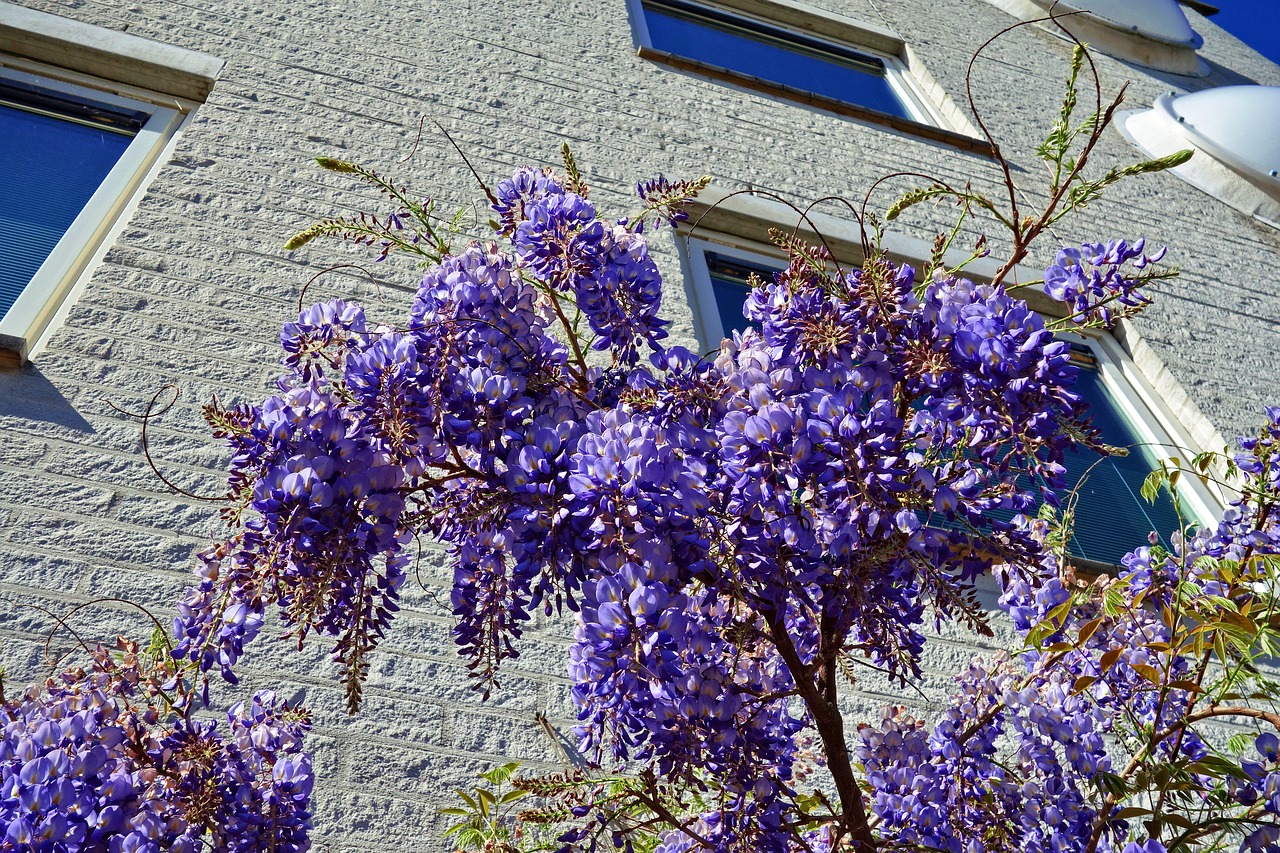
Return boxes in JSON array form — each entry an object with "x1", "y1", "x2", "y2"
[
  {"x1": 0, "y1": 334, "x2": 25, "y2": 369},
  {"x1": 638, "y1": 45, "x2": 995, "y2": 157},
  {"x1": 0, "y1": 2, "x2": 223, "y2": 101}
]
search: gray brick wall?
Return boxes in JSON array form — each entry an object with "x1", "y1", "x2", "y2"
[{"x1": 2, "y1": 0, "x2": 1279, "y2": 849}]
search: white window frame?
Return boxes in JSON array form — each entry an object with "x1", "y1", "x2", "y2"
[
  {"x1": 678, "y1": 235, "x2": 784, "y2": 346},
  {"x1": 0, "y1": 1, "x2": 222, "y2": 366},
  {"x1": 676, "y1": 233, "x2": 1225, "y2": 528},
  {"x1": 626, "y1": 0, "x2": 951, "y2": 130},
  {"x1": 0, "y1": 62, "x2": 190, "y2": 361}
]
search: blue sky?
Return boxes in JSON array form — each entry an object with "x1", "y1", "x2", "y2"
[{"x1": 1207, "y1": 0, "x2": 1280, "y2": 66}]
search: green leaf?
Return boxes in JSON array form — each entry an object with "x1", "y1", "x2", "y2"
[
  {"x1": 1227, "y1": 732, "x2": 1256, "y2": 756},
  {"x1": 1131, "y1": 662, "x2": 1164, "y2": 685},
  {"x1": 1072, "y1": 674, "x2": 1099, "y2": 694},
  {"x1": 1102, "y1": 585, "x2": 1128, "y2": 617},
  {"x1": 452, "y1": 827, "x2": 485, "y2": 847},
  {"x1": 1093, "y1": 771, "x2": 1129, "y2": 797},
  {"x1": 477, "y1": 787, "x2": 496, "y2": 818},
  {"x1": 481, "y1": 761, "x2": 521, "y2": 784},
  {"x1": 1166, "y1": 679, "x2": 1204, "y2": 694},
  {"x1": 1141, "y1": 469, "x2": 1166, "y2": 504},
  {"x1": 1114, "y1": 807, "x2": 1152, "y2": 819},
  {"x1": 1077, "y1": 616, "x2": 1103, "y2": 645}
]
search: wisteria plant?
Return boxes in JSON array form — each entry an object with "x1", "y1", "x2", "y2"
[
  {"x1": 173, "y1": 37, "x2": 1279, "y2": 851},
  {"x1": 7, "y1": 31, "x2": 1280, "y2": 853}
]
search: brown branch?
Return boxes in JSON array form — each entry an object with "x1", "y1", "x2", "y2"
[
  {"x1": 1082, "y1": 704, "x2": 1280, "y2": 853},
  {"x1": 294, "y1": 262, "x2": 387, "y2": 314},
  {"x1": 990, "y1": 85, "x2": 1128, "y2": 286},
  {"x1": 630, "y1": 774, "x2": 715, "y2": 849},
  {"x1": 767, "y1": 615, "x2": 876, "y2": 852},
  {"x1": 103, "y1": 385, "x2": 225, "y2": 502}
]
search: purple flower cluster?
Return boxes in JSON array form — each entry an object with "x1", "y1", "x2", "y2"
[
  {"x1": 1232, "y1": 735, "x2": 1280, "y2": 852},
  {"x1": 1236, "y1": 405, "x2": 1280, "y2": 495},
  {"x1": 174, "y1": 379, "x2": 408, "y2": 708},
  {"x1": 505, "y1": 173, "x2": 670, "y2": 363},
  {"x1": 1043, "y1": 238, "x2": 1166, "y2": 328},
  {"x1": 513, "y1": 191, "x2": 603, "y2": 284},
  {"x1": 198, "y1": 156, "x2": 1280, "y2": 852},
  {"x1": 576, "y1": 225, "x2": 668, "y2": 363},
  {"x1": 856, "y1": 655, "x2": 1113, "y2": 853},
  {"x1": 207, "y1": 159, "x2": 1112, "y2": 848},
  {"x1": 853, "y1": 403, "x2": 1280, "y2": 853},
  {"x1": 180, "y1": 167, "x2": 695, "y2": 711},
  {"x1": 0, "y1": 647, "x2": 311, "y2": 852},
  {"x1": 493, "y1": 166, "x2": 564, "y2": 236},
  {"x1": 279, "y1": 298, "x2": 368, "y2": 382}
]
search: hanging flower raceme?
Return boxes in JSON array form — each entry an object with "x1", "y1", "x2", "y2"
[
  {"x1": 1043, "y1": 238, "x2": 1167, "y2": 328},
  {"x1": 176, "y1": 377, "x2": 408, "y2": 710},
  {"x1": 0, "y1": 644, "x2": 312, "y2": 853}
]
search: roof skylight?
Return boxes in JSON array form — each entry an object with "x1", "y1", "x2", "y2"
[
  {"x1": 1119, "y1": 85, "x2": 1280, "y2": 229},
  {"x1": 983, "y1": 0, "x2": 1205, "y2": 75}
]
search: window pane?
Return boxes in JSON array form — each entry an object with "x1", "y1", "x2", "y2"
[
  {"x1": 1063, "y1": 361, "x2": 1185, "y2": 566},
  {"x1": 0, "y1": 102, "x2": 135, "y2": 320},
  {"x1": 642, "y1": 0, "x2": 911, "y2": 119},
  {"x1": 700, "y1": 251, "x2": 1186, "y2": 567},
  {"x1": 706, "y1": 252, "x2": 757, "y2": 338}
]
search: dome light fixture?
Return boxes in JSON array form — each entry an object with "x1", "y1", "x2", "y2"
[
  {"x1": 1119, "y1": 85, "x2": 1280, "y2": 229},
  {"x1": 983, "y1": 0, "x2": 1205, "y2": 76}
]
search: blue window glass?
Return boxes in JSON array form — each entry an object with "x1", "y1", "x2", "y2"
[
  {"x1": 640, "y1": 0, "x2": 912, "y2": 119},
  {"x1": 1056, "y1": 353, "x2": 1184, "y2": 567},
  {"x1": 702, "y1": 250, "x2": 1186, "y2": 568},
  {"x1": 0, "y1": 82, "x2": 143, "y2": 321},
  {"x1": 706, "y1": 251, "x2": 761, "y2": 339}
]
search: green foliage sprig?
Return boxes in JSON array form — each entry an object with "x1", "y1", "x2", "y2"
[{"x1": 284, "y1": 157, "x2": 458, "y2": 262}]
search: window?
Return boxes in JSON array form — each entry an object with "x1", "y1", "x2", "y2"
[
  {"x1": 679, "y1": 237, "x2": 1218, "y2": 569},
  {"x1": 0, "y1": 1, "x2": 223, "y2": 366},
  {"x1": 637, "y1": 0, "x2": 914, "y2": 118},
  {"x1": 0, "y1": 68, "x2": 184, "y2": 362},
  {"x1": 627, "y1": 0, "x2": 989, "y2": 153}
]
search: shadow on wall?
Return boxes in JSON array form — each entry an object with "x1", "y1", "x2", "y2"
[
  {"x1": 1139, "y1": 55, "x2": 1260, "y2": 93},
  {"x1": 0, "y1": 365, "x2": 96, "y2": 433}
]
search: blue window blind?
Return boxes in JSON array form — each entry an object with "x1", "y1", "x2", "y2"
[
  {"x1": 702, "y1": 250, "x2": 1185, "y2": 568},
  {"x1": 640, "y1": 0, "x2": 912, "y2": 119},
  {"x1": 0, "y1": 81, "x2": 143, "y2": 321}
]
